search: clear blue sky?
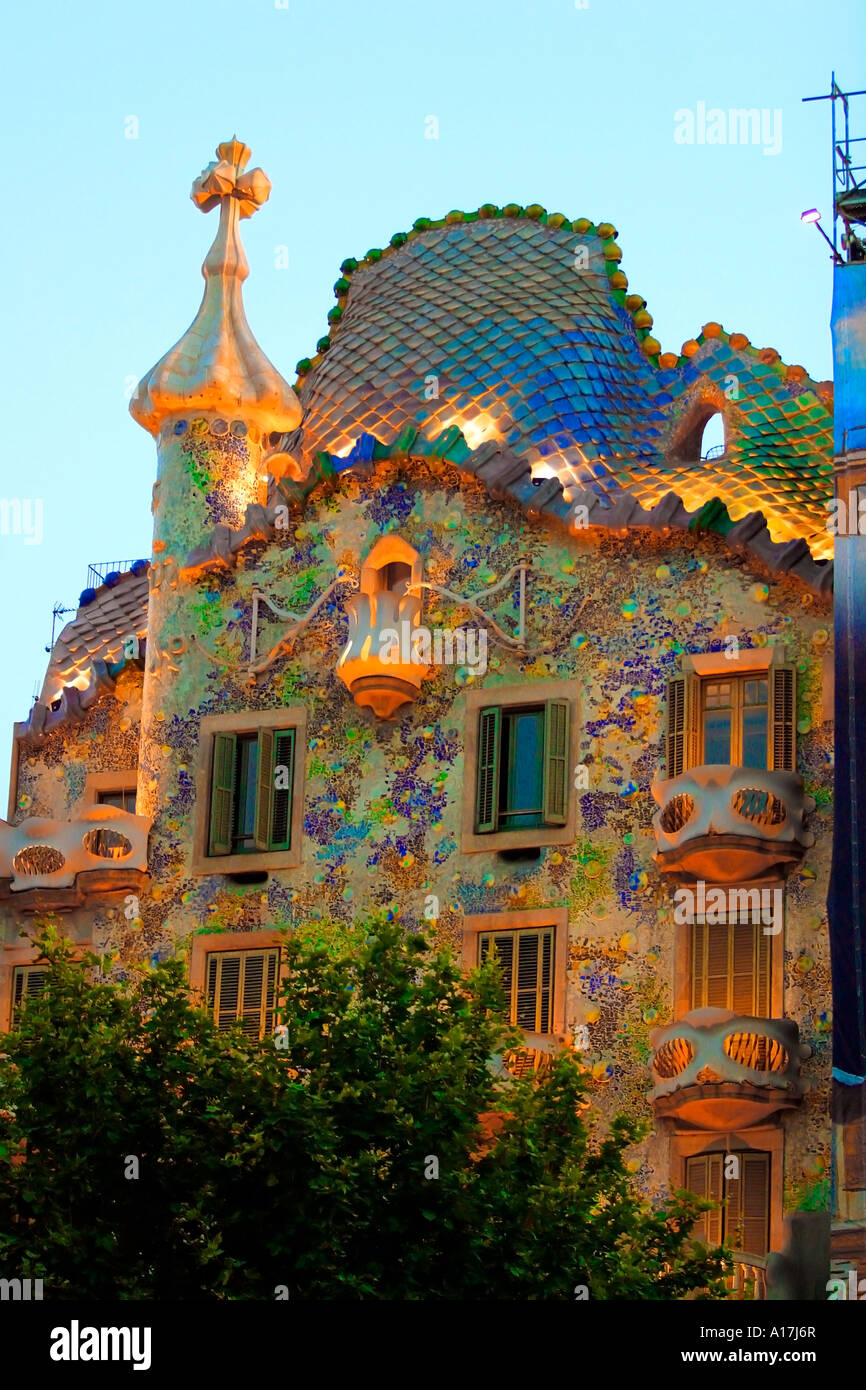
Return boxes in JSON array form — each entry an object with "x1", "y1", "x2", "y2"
[{"x1": 0, "y1": 0, "x2": 862, "y2": 811}]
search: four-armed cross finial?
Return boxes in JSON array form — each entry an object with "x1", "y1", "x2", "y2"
[{"x1": 190, "y1": 137, "x2": 272, "y2": 219}]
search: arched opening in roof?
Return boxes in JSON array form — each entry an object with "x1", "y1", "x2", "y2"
[
  {"x1": 700, "y1": 412, "x2": 726, "y2": 460},
  {"x1": 670, "y1": 403, "x2": 726, "y2": 463}
]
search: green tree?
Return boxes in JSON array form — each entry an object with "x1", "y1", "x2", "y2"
[{"x1": 0, "y1": 917, "x2": 726, "y2": 1300}]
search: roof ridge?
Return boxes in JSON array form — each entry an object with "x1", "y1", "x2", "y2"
[{"x1": 292, "y1": 205, "x2": 659, "y2": 383}]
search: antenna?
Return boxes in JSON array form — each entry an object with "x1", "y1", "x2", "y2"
[
  {"x1": 45, "y1": 601, "x2": 76, "y2": 654},
  {"x1": 803, "y1": 74, "x2": 866, "y2": 261}
]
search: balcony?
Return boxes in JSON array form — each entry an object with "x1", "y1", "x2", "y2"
[
  {"x1": 651, "y1": 765, "x2": 815, "y2": 883},
  {"x1": 0, "y1": 807, "x2": 151, "y2": 913},
  {"x1": 337, "y1": 586, "x2": 430, "y2": 719},
  {"x1": 649, "y1": 1007, "x2": 810, "y2": 1130},
  {"x1": 727, "y1": 1253, "x2": 767, "y2": 1300}
]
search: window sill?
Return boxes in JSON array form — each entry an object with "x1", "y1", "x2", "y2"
[
  {"x1": 461, "y1": 824, "x2": 573, "y2": 855},
  {"x1": 190, "y1": 847, "x2": 300, "y2": 876}
]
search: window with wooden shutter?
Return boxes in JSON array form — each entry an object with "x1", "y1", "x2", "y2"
[
  {"x1": 206, "y1": 949, "x2": 279, "y2": 1040},
  {"x1": 268, "y1": 730, "x2": 295, "y2": 852},
  {"x1": 11, "y1": 966, "x2": 49, "y2": 1028},
  {"x1": 726, "y1": 1151, "x2": 770, "y2": 1255},
  {"x1": 769, "y1": 666, "x2": 796, "y2": 772},
  {"x1": 666, "y1": 673, "x2": 699, "y2": 777},
  {"x1": 691, "y1": 916, "x2": 771, "y2": 1017},
  {"x1": 686, "y1": 1150, "x2": 769, "y2": 1254},
  {"x1": 208, "y1": 726, "x2": 296, "y2": 857},
  {"x1": 542, "y1": 699, "x2": 570, "y2": 825},
  {"x1": 685, "y1": 1152, "x2": 724, "y2": 1245},
  {"x1": 209, "y1": 732, "x2": 237, "y2": 855},
  {"x1": 475, "y1": 707, "x2": 501, "y2": 833},
  {"x1": 475, "y1": 700, "x2": 570, "y2": 835},
  {"x1": 479, "y1": 927, "x2": 553, "y2": 1034}
]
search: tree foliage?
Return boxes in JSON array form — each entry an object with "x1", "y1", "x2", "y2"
[{"x1": 0, "y1": 918, "x2": 726, "y2": 1300}]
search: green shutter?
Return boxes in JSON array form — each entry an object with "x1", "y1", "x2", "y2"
[
  {"x1": 269, "y1": 730, "x2": 295, "y2": 851},
  {"x1": 770, "y1": 665, "x2": 796, "y2": 772},
  {"x1": 209, "y1": 732, "x2": 237, "y2": 856},
  {"x1": 475, "y1": 707, "x2": 501, "y2": 833},
  {"x1": 254, "y1": 729, "x2": 275, "y2": 852},
  {"x1": 542, "y1": 699, "x2": 570, "y2": 826}
]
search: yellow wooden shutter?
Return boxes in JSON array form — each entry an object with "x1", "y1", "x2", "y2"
[
  {"x1": 542, "y1": 699, "x2": 570, "y2": 826},
  {"x1": 666, "y1": 673, "x2": 699, "y2": 775},
  {"x1": 208, "y1": 949, "x2": 279, "y2": 1040},
  {"x1": 666, "y1": 676, "x2": 686, "y2": 777},
  {"x1": 209, "y1": 733, "x2": 236, "y2": 856},
  {"x1": 479, "y1": 931, "x2": 515, "y2": 1018},
  {"x1": 690, "y1": 922, "x2": 705, "y2": 1010},
  {"x1": 728, "y1": 1152, "x2": 770, "y2": 1255},
  {"x1": 731, "y1": 920, "x2": 758, "y2": 1015},
  {"x1": 11, "y1": 966, "x2": 49, "y2": 1027},
  {"x1": 769, "y1": 665, "x2": 796, "y2": 771},
  {"x1": 705, "y1": 924, "x2": 730, "y2": 1010},
  {"x1": 686, "y1": 1153, "x2": 724, "y2": 1245}
]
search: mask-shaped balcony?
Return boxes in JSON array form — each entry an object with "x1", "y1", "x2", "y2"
[
  {"x1": 337, "y1": 544, "x2": 430, "y2": 719},
  {"x1": 651, "y1": 766, "x2": 815, "y2": 883},
  {"x1": 649, "y1": 1007, "x2": 810, "y2": 1130},
  {"x1": 0, "y1": 807, "x2": 151, "y2": 913}
]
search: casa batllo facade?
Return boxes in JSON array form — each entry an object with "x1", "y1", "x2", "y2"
[{"x1": 0, "y1": 140, "x2": 846, "y2": 1293}]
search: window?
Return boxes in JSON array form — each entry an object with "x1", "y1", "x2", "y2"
[
  {"x1": 97, "y1": 788, "x2": 137, "y2": 814},
  {"x1": 691, "y1": 915, "x2": 770, "y2": 1017},
  {"x1": 686, "y1": 1151, "x2": 770, "y2": 1255},
  {"x1": 12, "y1": 966, "x2": 49, "y2": 1027},
  {"x1": 479, "y1": 927, "x2": 554, "y2": 1033},
  {"x1": 666, "y1": 666, "x2": 795, "y2": 776},
  {"x1": 208, "y1": 728, "x2": 295, "y2": 857},
  {"x1": 206, "y1": 948, "x2": 279, "y2": 1040},
  {"x1": 702, "y1": 677, "x2": 769, "y2": 767},
  {"x1": 475, "y1": 700, "x2": 569, "y2": 834}
]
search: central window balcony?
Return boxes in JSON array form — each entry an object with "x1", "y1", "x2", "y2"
[
  {"x1": 0, "y1": 807, "x2": 151, "y2": 913},
  {"x1": 649, "y1": 1007, "x2": 810, "y2": 1130},
  {"x1": 651, "y1": 765, "x2": 815, "y2": 884}
]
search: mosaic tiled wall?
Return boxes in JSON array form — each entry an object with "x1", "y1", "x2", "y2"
[{"x1": 35, "y1": 453, "x2": 828, "y2": 1204}]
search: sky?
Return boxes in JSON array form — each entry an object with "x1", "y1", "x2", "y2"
[{"x1": 0, "y1": 0, "x2": 862, "y2": 812}]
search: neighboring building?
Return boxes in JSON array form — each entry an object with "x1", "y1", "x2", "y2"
[{"x1": 0, "y1": 140, "x2": 845, "y2": 1294}]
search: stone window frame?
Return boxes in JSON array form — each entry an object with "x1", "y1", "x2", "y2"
[
  {"x1": 460, "y1": 907, "x2": 569, "y2": 1042},
  {"x1": 672, "y1": 881, "x2": 786, "y2": 1021},
  {"x1": 670, "y1": 1125, "x2": 785, "y2": 1255},
  {"x1": 187, "y1": 928, "x2": 288, "y2": 1017},
  {"x1": 191, "y1": 707, "x2": 307, "y2": 876},
  {"x1": 83, "y1": 770, "x2": 139, "y2": 810},
  {"x1": 0, "y1": 936, "x2": 94, "y2": 1032},
  {"x1": 461, "y1": 679, "x2": 580, "y2": 854}
]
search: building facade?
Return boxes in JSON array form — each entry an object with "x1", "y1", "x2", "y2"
[{"x1": 0, "y1": 139, "x2": 848, "y2": 1293}]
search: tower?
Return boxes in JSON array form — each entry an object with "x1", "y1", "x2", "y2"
[{"x1": 129, "y1": 139, "x2": 300, "y2": 899}]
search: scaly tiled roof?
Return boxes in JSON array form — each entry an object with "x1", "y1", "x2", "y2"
[
  {"x1": 277, "y1": 206, "x2": 833, "y2": 561},
  {"x1": 39, "y1": 567, "x2": 150, "y2": 704}
]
